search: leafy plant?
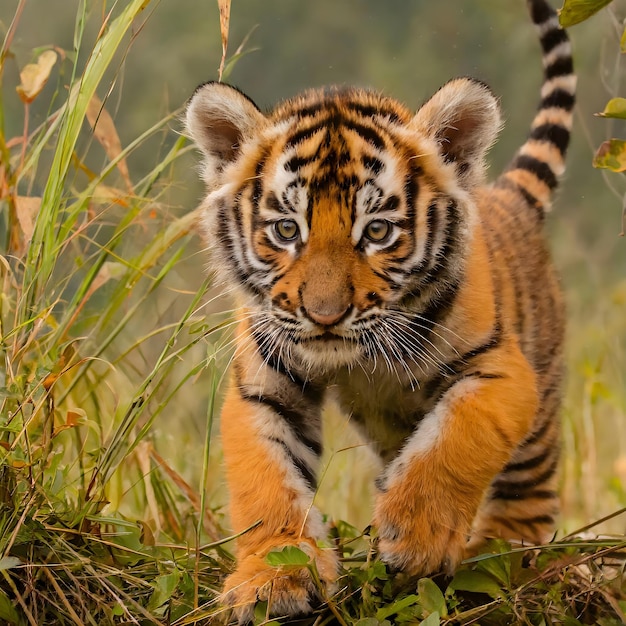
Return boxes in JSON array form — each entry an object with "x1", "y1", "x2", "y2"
[{"x1": 559, "y1": 0, "x2": 626, "y2": 233}]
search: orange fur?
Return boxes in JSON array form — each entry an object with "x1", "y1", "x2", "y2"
[{"x1": 185, "y1": 0, "x2": 575, "y2": 620}]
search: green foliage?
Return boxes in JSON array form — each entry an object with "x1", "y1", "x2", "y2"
[
  {"x1": 265, "y1": 545, "x2": 311, "y2": 567},
  {"x1": 242, "y1": 526, "x2": 626, "y2": 625},
  {"x1": 563, "y1": 0, "x2": 626, "y2": 183},
  {"x1": 559, "y1": 0, "x2": 614, "y2": 27},
  {"x1": 593, "y1": 139, "x2": 626, "y2": 172}
]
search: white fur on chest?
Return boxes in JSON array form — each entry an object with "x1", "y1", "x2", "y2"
[{"x1": 331, "y1": 363, "x2": 440, "y2": 461}]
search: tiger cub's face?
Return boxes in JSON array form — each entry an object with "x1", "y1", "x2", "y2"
[{"x1": 186, "y1": 81, "x2": 501, "y2": 372}]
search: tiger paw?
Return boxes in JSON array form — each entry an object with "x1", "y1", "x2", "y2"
[
  {"x1": 222, "y1": 544, "x2": 338, "y2": 624},
  {"x1": 374, "y1": 487, "x2": 470, "y2": 576}
]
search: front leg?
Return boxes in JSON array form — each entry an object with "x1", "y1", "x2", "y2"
[
  {"x1": 374, "y1": 341, "x2": 538, "y2": 576},
  {"x1": 220, "y1": 325, "x2": 337, "y2": 623}
]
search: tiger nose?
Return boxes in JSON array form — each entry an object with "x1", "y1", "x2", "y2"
[{"x1": 307, "y1": 306, "x2": 350, "y2": 327}]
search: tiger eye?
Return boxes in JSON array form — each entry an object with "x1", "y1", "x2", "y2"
[
  {"x1": 364, "y1": 220, "x2": 391, "y2": 242},
  {"x1": 274, "y1": 219, "x2": 299, "y2": 241}
]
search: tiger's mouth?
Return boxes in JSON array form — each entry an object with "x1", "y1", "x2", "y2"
[{"x1": 311, "y1": 331, "x2": 343, "y2": 341}]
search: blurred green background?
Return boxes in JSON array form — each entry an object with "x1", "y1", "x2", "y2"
[{"x1": 1, "y1": 0, "x2": 625, "y2": 535}]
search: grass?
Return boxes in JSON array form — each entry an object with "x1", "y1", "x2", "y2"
[{"x1": 0, "y1": 1, "x2": 625, "y2": 624}]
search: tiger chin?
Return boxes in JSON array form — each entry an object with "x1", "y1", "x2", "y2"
[{"x1": 185, "y1": 0, "x2": 575, "y2": 622}]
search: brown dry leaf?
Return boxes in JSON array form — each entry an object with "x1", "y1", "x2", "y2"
[
  {"x1": 217, "y1": 0, "x2": 231, "y2": 81},
  {"x1": 86, "y1": 261, "x2": 124, "y2": 298},
  {"x1": 136, "y1": 442, "x2": 161, "y2": 535},
  {"x1": 53, "y1": 409, "x2": 87, "y2": 436},
  {"x1": 86, "y1": 94, "x2": 134, "y2": 193},
  {"x1": 16, "y1": 50, "x2": 58, "y2": 104},
  {"x1": 42, "y1": 372, "x2": 58, "y2": 390},
  {"x1": 14, "y1": 196, "x2": 41, "y2": 244},
  {"x1": 66, "y1": 409, "x2": 86, "y2": 426}
]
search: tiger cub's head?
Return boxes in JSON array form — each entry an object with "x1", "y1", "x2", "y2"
[{"x1": 186, "y1": 79, "x2": 500, "y2": 372}]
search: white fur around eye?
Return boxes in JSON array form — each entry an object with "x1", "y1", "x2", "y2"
[
  {"x1": 283, "y1": 181, "x2": 308, "y2": 214},
  {"x1": 352, "y1": 183, "x2": 402, "y2": 250},
  {"x1": 356, "y1": 182, "x2": 383, "y2": 215}
]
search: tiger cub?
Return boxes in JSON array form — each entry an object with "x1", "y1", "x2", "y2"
[{"x1": 186, "y1": 0, "x2": 575, "y2": 620}]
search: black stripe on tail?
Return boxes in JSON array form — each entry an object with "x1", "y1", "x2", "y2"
[{"x1": 499, "y1": 0, "x2": 576, "y2": 211}]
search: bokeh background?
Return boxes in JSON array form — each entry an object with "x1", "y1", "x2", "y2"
[{"x1": 2, "y1": 0, "x2": 625, "y2": 537}]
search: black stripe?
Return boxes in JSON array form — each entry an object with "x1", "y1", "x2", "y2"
[
  {"x1": 422, "y1": 201, "x2": 438, "y2": 266},
  {"x1": 504, "y1": 447, "x2": 553, "y2": 473},
  {"x1": 539, "y1": 89, "x2": 575, "y2": 112},
  {"x1": 242, "y1": 392, "x2": 323, "y2": 456},
  {"x1": 251, "y1": 327, "x2": 311, "y2": 390},
  {"x1": 421, "y1": 372, "x2": 461, "y2": 408},
  {"x1": 511, "y1": 514, "x2": 554, "y2": 526},
  {"x1": 529, "y1": 0, "x2": 554, "y2": 24},
  {"x1": 511, "y1": 155, "x2": 558, "y2": 189},
  {"x1": 529, "y1": 123, "x2": 570, "y2": 154},
  {"x1": 453, "y1": 324, "x2": 502, "y2": 369},
  {"x1": 419, "y1": 279, "x2": 461, "y2": 328},
  {"x1": 295, "y1": 102, "x2": 325, "y2": 119},
  {"x1": 219, "y1": 193, "x2": 266, "y2": 297},
  {"x1": 362, "y1": 154, "x2": 385, "y2": 174},
  {"x1": 403, "y1": 165, "x2": 420, "y2": 226},
  {"x1": 344, "y1": 101, "x2": 402, "y2": 124},
  {"x1": 375, "y1": 194, "x2": 400, "y2": 215},
  {"x1": 266, "y1": 191, "x2": 291, "y2": 216},
  {"x1": 539, "y1": 27, "x2": 568, "y2": 56},
  {"x1": 343, "y1": 121, "x2": 387, "y2": 150},
  {"x1": 493, "y1": 176, "x2": 544, "y2": 218},
  {"x1": 517, "y1": 184, "x2": 544, "y2": 217},
  {"x1": 545, "y1": 56, "x2": 574, "y2": 80},
  {"x1": 421, "y1": 199, "x2": 461, "y2": 284},
  {"x1": 258, "y1": 232, "x2": 285, "y2": 254},
  {"x1": 371, "y1": 268, "x2": 403, "y2": 291},
  {"x1": 491, "y1": 457, "x2": 558, "y2": 494},
  {"x1": 469, "y1": 372, "x2": 506, "y2": 380},
  {"x1": 285, "y1": 123, "x2": 326, "y2": 148},
  {"x1": 522, "y1": 413, "x2": 552, "y2": 446},
  {"x1": 284, "y1": 154, "x2": 319, "y2": 172},
  {"x1": 269, "y1": 437, "x2": 317, "y2": 489},
  {"x1": 251, "y1": 158, "x2": 266, "y2": 210},
  {"x1": 491, "y1": 488, "x2": 557, "y2": 501},
  {"x1": 493, "y1": 422, "x2": 515, "y2": 448}
]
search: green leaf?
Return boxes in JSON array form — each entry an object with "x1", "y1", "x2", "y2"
[
  {"x1": 147, "y1": 570, "x2": 180, "y2": 611},
  {"x1": 417, "y1": 578, "x2": 447, "y2": 618},
  {"x1": 476, "y1": 555, "x2": 510, "y2": 587},
  {"x1": 593, "y1": 139, "x2": 626, "y2": 172},
  {"x1": 376, "y1": 594, "x2": 420, "y2": 621},
  {"x1": 447, "y1": 569, "x2": 504, "y2": 600},
  {"x1": 596, "y1": 98, "x2": 626, "y2": 119},
  {"x1": 420, "y1": 612, "x2": 441, "y2": 626},
  {"x1": 356, "y1": 619, "x2": 383, "y2": 626},
  {"x1": 0, "y1": 557, "x2": 21, "y2": 571},
  {"x1": 265, "y1": 545, "x2": 310, "y2": 567},
  {"x1": 0, "y1": 589, "x2": 21, "y2": 624},
  {"x1": 366, "y1": 560, "x2": 389, "y2": 582},
  {"x1": 558, "y1": 0, "x2": 613, "y2": 27}
]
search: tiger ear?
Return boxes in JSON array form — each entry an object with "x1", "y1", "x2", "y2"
[
  {"x1": 185, "y1": 82, "x2": 265, "y2": 184},
  {"x1": 410, "y1": 78, "x2": 502, "y2": 187}
]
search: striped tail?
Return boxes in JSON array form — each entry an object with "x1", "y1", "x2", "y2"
[{"x1": 499, "y1": 0, "x2": 576, "y2": 211}]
